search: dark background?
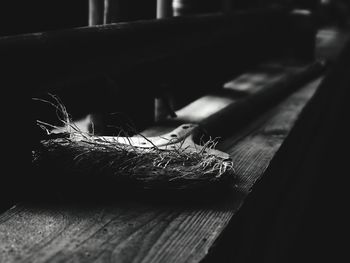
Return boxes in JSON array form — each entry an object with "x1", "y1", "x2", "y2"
[
  {"x1": 1, "y1": 0, "x2": 349, "y2": 37},
  {"x1": 0, "y1": 0, "x2": 157, "y2": 37}
]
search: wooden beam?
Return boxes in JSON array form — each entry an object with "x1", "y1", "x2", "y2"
[
  {"x1": 157, "y1": 0, "x2": 173, "y2": 18},
  {"x1": 0, "y1": 76, "x2": 323, "y2": 263},
  {"x1": 199, "y1": 60, "x2": 326, "y2": 138},
  {"x1": 204, "y1": 40, "x2": 350, "y2": 263},
  {"x1": 89, "y1": 0, "x2": 104, "y2": 25},
  {"x1": 104, "y1": 0, "x2": 121, "y2": 23},
  {"x1": 1, "y1": 8, "x2": 315, "y2": 96},
  {"x1": 155, "y1": 0, "x2": 174, "y2": 121}
]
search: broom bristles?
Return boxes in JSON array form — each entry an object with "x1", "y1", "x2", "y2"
[{"x1": 32, "y1": 94, "x2": 236, "y2": 190}]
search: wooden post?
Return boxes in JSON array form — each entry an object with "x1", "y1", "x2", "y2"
[
  {"x1": 89, "y1": 0, "x2": 105, "y2": 135},
  {"x1": 172, "y1": 0, "x2": 192, "y2": 16},
  {"x1": 89, "y1": 0, "x2": 104, "y2": 25},
  {"x1": 104, "y1": 0, "x2": 122, "y2": 23},
  {"x1": 157, "y1": 0, "x2": 173, "y2": 18},
  {"x1": 155, "y1": 0, "x2": 174, "y2": 122}
]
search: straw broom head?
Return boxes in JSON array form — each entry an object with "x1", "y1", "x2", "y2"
[{"x1": 32, "y1": 95, "x2": 236, "y2": 190}]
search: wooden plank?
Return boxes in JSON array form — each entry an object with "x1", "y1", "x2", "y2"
[
  {"x1": 233, "y1": 40, "x2": 350, "y2": 263},
  {"x1": 200, "y1": 61, "x2": 325, "y2": 138},
  {"x1": 144, "y1": 60, "x2": 325, "y2": 138},
  {"x1": 130, "y1": 61, "x2": 317, "y2": 137},
  {"x1": 203, "y1": 40, "x2": 350, "y2": 263},
  {"x1": 0, "y1": 8, "x2": 313, "y2": 96},
  {"x1": 0, "y1": 77, "x2": 322, "y2": 263}
]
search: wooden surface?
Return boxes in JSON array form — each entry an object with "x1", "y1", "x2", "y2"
[
  {"x1": 0, "y1": 8, "x2": 313, "y2": 97},
  {"x1": 0, "y1": 10, "x2": 344, "y2": 261},
  {"x1": 143, "y1": 60, "x2": 325, "y2": 134},
  {"x1": 19, "y1": 7, "x2": 315, "y2": 143},
  {"x1": 0, "y1": 77, "x2": 322, "y2": 263},
  {"x1": 204, "y1": 38, "x2": 350, "y2": 263}
]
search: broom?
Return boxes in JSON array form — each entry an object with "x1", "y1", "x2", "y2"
[
  {"x1": 32, "y1": 95, "x2": 236, "y2": 191},
  {"x1": 32, "y1": 60, "x2": 326, "y2": 192}
]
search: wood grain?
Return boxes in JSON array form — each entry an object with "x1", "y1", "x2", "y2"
[{"x1": 0, "y1": 77, "x2": 322, "y2": 263}]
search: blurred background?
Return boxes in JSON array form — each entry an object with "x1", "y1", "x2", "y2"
[{"x1": 0, "y1": 0, "x2": 349, "y2": 37}]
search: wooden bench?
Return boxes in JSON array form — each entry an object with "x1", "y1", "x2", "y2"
[{"x1": 1, "y1": 7, "x2": 344, "y2": 262}]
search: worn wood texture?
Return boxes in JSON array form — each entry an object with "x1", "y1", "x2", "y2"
[
  {"x1": 0, "y1": 77, "x2": 322, "y2": 263},
  {"x1": 1, "y1": 8, "x2": 318, "y2": 210},
  {"x1": 203, "y1": 40, "x2": 350, "y2": 263}
]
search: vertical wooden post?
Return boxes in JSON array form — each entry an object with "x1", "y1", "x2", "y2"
[
  {"x1": 88, "y1": 0, "x2": 105, "y2": 134},
  {"x1": 157, "y1": 0, "x2": 173, "y2": 18},
  {"x1": 89, "y1": 0, "x2": 104, "y2": 25},
  {"x1": 155, "y1": 0, "x2": 175, "y2": 122},
  {"x1": 172, "y1": 0, "x2": 192, "y2": 16},
  {"x1": 104, "y1": 0, "x2": 122, "y2": 23}
]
